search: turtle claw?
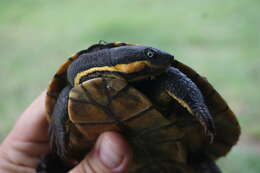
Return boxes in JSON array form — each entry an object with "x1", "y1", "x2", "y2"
[
  {"x1": 205, "y1": 129, "x2": 215, "y2": 144},
  {"x1": 201, "y1": 123, "x2": 215, "y2": 143},
  {"x1": 203, "y1": 121, "x2": 216, "y2": 144},
  {"x1": 195, "y1": 108, "x2": 216, "y2": 143}
]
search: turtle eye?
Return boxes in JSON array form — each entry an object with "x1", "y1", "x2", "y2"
[
  {"x1": 146, "y1": 50, "x2": 156, "y2": 58},
  {"x1": 147, "y1": 51, "x2": 154, "y2": 58}
]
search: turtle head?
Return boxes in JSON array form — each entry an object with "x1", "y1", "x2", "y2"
[
  {"x1": 70, "y1": 44, "x2": 174, "y2": 85},
  {"x1": 110, "y1": 45, "x2": 174, "y2": 81}
]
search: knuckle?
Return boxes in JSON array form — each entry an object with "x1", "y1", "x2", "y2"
[{"x1": 82, "y1": 156, "x2": 98, "y2": 173}]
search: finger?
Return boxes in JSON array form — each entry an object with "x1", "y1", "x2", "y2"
[
  {"x1": 70, "y1": 132, "x2": 132, "y2": 173},
  {"x1": 0, "y1": 91, "x2": 50, "y2": 169},
  {"x1": 7, "y1": 90, "x2": 49, "y2": 143}
]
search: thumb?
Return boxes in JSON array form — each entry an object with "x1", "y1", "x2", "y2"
[{"x1": 69, "y1": 132, "x2": 132, "y2": 173}]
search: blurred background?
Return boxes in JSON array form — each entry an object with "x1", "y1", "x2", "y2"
[{"x1": 0, "y1": 0, "x2": 259, "y2": 172}]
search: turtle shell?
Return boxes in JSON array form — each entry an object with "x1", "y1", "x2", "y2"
[{"x1": 45, "y1": 42, "x2": 240, "y2": 172}]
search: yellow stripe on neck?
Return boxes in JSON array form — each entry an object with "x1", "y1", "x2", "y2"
[
  {"x1": 74, "y1": 60, "x2": 149, "y2": 85},
  {"x1": 167, "y1": 91, "x2": 193, "y2": 114}
]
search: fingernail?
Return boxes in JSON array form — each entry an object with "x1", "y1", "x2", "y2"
[{"x1": 99, "y1": 135, "x2": 124, "y2": 169}]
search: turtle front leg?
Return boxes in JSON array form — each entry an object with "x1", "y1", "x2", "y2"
[
  {"x1": 158, "y1": 67, "x2": 216, "y2": 141},
  {"x1": 48, "y1": 85, "x2": 72, "y2": 159},
  {"x1": 37, "y1": 86, "x2": 73, "y2": 173}
]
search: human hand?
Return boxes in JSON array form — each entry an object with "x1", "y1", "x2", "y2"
[{"x1": 0, "y1": 91, "x2": 132, "y2": 173}]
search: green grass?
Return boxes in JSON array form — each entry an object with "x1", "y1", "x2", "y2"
[{"x1": 1, "y1": 0, "x2": 260, "y2": 172}]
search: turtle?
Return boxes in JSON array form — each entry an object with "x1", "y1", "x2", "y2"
[{"x1": 37, "y1": 42, "x2": 240, "y2": 173}]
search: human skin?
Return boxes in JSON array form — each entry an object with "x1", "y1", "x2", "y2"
[{"x1": 0, "y1": 91, "x2": 132, "y2": 173}]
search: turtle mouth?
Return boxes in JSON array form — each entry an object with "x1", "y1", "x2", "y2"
[
  {"x1": 149, "y1": 54, "x2": 174, "y2": 68},
  {"x1": 148, "y1": 58, "x2": 172, "y2": 69}
]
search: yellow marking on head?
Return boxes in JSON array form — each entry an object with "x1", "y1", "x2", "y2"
[
  {"x1": 74, "y1": 60, "x2": 149, "y2": 85},
  {"x1": 114, "y1": 61, "x2": 148, "y2": 73},
  {"x1": 167, "y1": 91, "x2": 192, "y2": 114}
]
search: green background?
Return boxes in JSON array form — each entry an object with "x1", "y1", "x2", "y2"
[{"x1": 1, "y1": 0, "x2": 260, "y2": 172}]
